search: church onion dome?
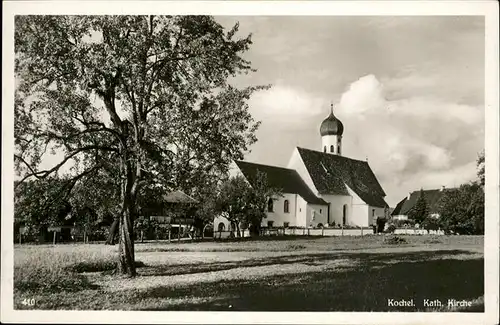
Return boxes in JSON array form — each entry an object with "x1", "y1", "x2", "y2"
[{"x1": 320, "y1": 108, "x2": 344, "y2": 136}]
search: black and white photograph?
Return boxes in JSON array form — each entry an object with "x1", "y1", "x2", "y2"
[{"x1": 2, "y1": 1, "x2": 499, "y2": 324}]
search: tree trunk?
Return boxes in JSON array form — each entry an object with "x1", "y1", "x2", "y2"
[
  {"x1": 236, "y1": 222, "x2": 241, "y2": 238},
  {"x1": 116, "y1": 152, "x2": 138, "y2": 277},
  {"x1": 202, "y1": 224, "x2": 207, "y2": 240},
  {"x1": 229, "y1": 221, "x2": 235, "y2": 238},
  {"x1": 106, "y1": 217, "x2": 119, "y2": 245},
  {"x1": 117, "y1": 209, "x2": 136, "y2": 277}
]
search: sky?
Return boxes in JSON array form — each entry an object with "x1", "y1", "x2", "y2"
[{"x1": 215, "y1": 16, "x2": 485, "y2": 207}]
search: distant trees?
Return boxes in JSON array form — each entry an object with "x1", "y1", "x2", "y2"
[
  {"x1": 215, "y1": 176, "x2": 250, "y2": 238},
  {"x1": 400, "y1": 151, "x2": 484, "y2": 235},
  {"x1": 15, "y1": 178, "x2": 73, "y2": 241},
  {"x1": 435, "y1": 151, "x2": 484, "y2": 235},
  {"x1": 215, "y1": 172, "x2": 282, "y2": 237},
  {"x1": 436, "y1": 182, "x2": 484, "y2": 235},
  {"x1": 407, "y1": 189, "x2": 430, "y2": 225}
]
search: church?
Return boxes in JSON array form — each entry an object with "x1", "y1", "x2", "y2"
[{"x1": 215, "y1": 104, "x2": 389, "y2": 231}]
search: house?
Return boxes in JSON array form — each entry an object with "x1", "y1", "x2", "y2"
[
  {"x1": 141, "y1": 190, "x2": 198, "y2": 237},
  {"x1": 391, "y1": 186, "x2": 455, "y2": 220},
  {"x1": 215, "y1": 104, "x2": 388, "y2": 231}
]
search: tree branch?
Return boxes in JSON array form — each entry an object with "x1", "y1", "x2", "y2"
[{"x1": 14, "y1": 145, "x2": 118, "y2": 186}]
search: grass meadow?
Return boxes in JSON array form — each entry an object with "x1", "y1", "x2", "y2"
[{"x1": 13, "y1": 235, "x2": 484, "y2": 311}]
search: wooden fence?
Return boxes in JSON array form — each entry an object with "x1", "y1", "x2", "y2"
[
  {"x1": 394, "y1": 228, "x2": 445, "y2": 235},
  {"x1": 213, "y1": 227, "x2": 445, "y2": 239},
  {"x1": 283, "y1": 227, "x2": 374, "y2": 237},
  {"x1": 213, "y1": 227, "x2": 374, "y2": 239}
]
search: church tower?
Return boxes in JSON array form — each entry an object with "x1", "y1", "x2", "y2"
[{"x1": 320, "y1": 103, "x2": 344, "y2": 155}]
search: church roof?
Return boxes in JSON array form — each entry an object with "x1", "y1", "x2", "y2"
[
  {"x1": 234, "y1": 160, "x2": 328, "y2": 205},
  {"x1": 320, "y1": 111, "x2": 344, "y2": 136},
  {"x1": 391, "y1": 188, "x2": 456, "y2": 216},
  {"x1": 296, "y1": 147, "x2": 388, "y2": 208}
]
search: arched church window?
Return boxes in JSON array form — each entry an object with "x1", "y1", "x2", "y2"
[
  {"x1": 267, "y1": 198, "x2": 274, "y2": 212},
  {"x1": 337, "y1": 145, "x2": 341, "y2": 155},
  {"x1": 284, "y1": 200, "x2": 289, "y2": 213},
  {"x1": 330, "y1": 145, "x2": 334, "y2": 153},
  {"x1": 323, "y1": 146, "x2": 326, "y2": 153}
]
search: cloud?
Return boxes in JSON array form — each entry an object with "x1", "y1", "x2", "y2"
[
  {"x1": 338, "y1": 75, "x2": 386, "y2": 115},
  {"x1": 336, "y1": 74, "x2": 483, "y2": 206},
  {"x1": 249, "y1": 84, "x2": 326, "y2": 120}
]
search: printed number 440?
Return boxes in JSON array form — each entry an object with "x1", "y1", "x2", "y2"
[{"x1": 21, "y1": 298, "x2": 36, "y2": 306}]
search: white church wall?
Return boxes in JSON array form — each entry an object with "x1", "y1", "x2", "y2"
[
  {"x1": 344, "y1": 185, "x2": 371, "y2": 227},
  {"x1": 305, "y1": 203, "x2": 328, "y2": 227},
  {"x1": 287, "y1": 148, "x2": 319, "y2": 195},
  {"x1": 295, "y1": 196, "x2": 308, "y2": 227},
  {"x1": 350, "y1": 204, "x2": 369, "y2": 227},
  {"x1": 320, "y1": 194, "x2": 352, "y2": 226},
  {"x1": 262, "y1": 193, "x2": 297, "y2": 228},
  {"x1": 321, "y1": 135, "x2": 341, "y2": 154}
]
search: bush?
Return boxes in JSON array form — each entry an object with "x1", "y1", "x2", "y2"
[
  {"x1": 383, "y1": 235, "x2": 407, "y2": 245},
  {"x1": 392, "y1": 218, "x2": 415, "y2": 228},
  {"x1": 386, "y1": 224, "x2": 396, "y2": 233}
]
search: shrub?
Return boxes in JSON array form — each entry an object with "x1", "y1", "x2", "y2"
[
  {"x1": 392, "y1": 218, "x2": 415, "y2": 228},
  {"x1": 375, "y1": 217, "x2": 387, "y2": 233},
  {"x1": 386, "y1": 224, "x2": 396, "y2": 233},
  {"x1": 383, "y1": 235, "x2": 407, "y2": 245}
]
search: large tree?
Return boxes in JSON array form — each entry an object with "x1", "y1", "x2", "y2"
[
  {"x1": 436, "y1": 182, "x2": 484, "y2": 235},
  {"x1": 14, "y1": 16, "x2": 263, "y2": 276},
  {"x1": 436, "y1": 151, "x2": 485, "y2": 235}
]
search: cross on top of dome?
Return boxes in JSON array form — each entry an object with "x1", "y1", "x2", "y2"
[{"x1": 320, "y1": 103, "x2": 344, "y2": 136}]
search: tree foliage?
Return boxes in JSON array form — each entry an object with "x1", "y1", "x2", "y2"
[
  {"x1": 436, "y1": 182, "x2": 484, "y2": 235},
  {"x1": 15, "y1": 15, "x2": 264, "y2": 276},
  {"x1": 15, "y1": 178, "x2": 73, "y2": 231},
  {"x1": 215, "y1": 172, "x2": 282, "y2": 237},
  {"x1": 407, "y1": 189, "x2": 429, "y2": 225},
  {"x1": 436, "y1": 152, "x2": 485, "y2": 235},
  {"x1": 477, "y1": 150, "x2": 485, "y2": 187},
  {"x1": 215, "y1": 175, "x2": 251, "y2": 237}
]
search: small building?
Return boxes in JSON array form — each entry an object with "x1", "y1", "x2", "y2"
[
  {"x1": 391, "y1": 186, "x2": 456, "y2": 220},
  {"x1": 141, "y1": 190, "x2": 198, "y2": 237}
]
